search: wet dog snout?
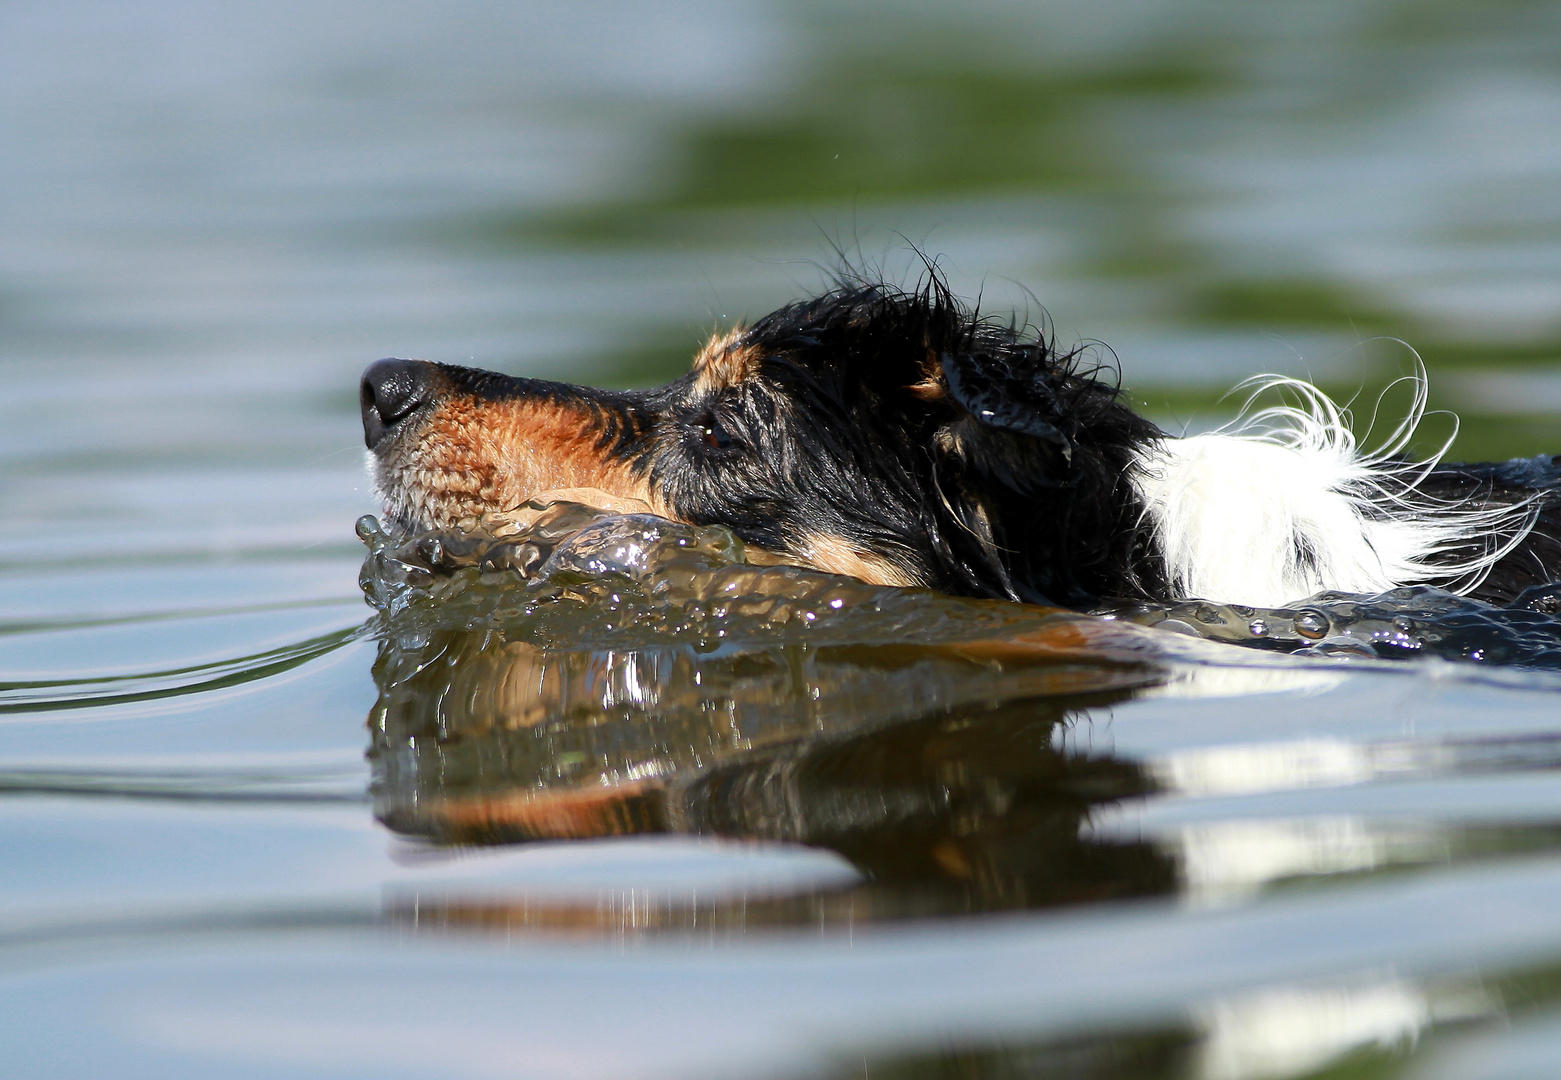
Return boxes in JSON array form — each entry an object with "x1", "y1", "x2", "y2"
[{"x1": 361, "y1": 358, "x2": 436, "y2": 448}]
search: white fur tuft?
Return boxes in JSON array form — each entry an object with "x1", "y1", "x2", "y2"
[{"x1": 1131, "y1": 371, "x2": 1539, "y2": 607}]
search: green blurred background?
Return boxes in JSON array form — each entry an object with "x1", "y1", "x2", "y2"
[
  {"x1": 478, "y1": 0, "x2": 1561, "y2": 462},
  {"x1": 558, "y1": 0, "x2": 1561, "y2": 462}
]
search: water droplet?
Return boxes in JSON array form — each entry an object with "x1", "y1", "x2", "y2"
[
  {"x1": 1249, "y1": 619, "x2": 1268, "y2": 637},
  {"x1": 355, "y1": 515, "x2": 384, "y2": 544},
  {"x1": 387, "y1": 558, "x2": 432, "y2": 585},
  {"x1": 1301, "y1": 635, "x2": 1377, "y2": 659},
  {"x1": 1193, "y1": 604, "x2": 1226, "y2": 625},
  {"x1": 1293, "y1": 611, "x2": 1328, "y2": 639},
  {"x1": 1393, "y1": 615, "x2": 1416, "y2": 633}
]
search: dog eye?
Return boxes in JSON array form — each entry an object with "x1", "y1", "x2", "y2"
[{"x1": 690, "y1": 412, "x2": 740, "y2": 454}]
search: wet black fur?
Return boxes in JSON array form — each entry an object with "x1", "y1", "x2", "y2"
[
  {"x1": 648, "y1": 277, "x2": 1166, "y2": 605},
  {"x1": 1415, "y1": 456, "x2": 1561, "y2": 605}
]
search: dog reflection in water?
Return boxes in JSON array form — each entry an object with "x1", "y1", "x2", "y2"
[
  {"x1": 370, "y1": 620, "x2": 1173, "y2": 925},
  {"x1": 363, "y1": 503, "x2": 1175, "y2": 927}
]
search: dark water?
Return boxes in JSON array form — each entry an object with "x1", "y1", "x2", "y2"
[{"x1": 11, "y1": 2, "x2": 1561, "y2": 1077}]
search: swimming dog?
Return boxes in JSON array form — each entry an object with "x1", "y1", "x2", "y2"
[{"x1": 360, "y1": 275, "x2": 1561, "y2": 610}]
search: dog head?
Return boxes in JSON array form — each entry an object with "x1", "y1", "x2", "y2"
[{"x1": 362, "y1": 278, "x2": 1163, "y2": 605}]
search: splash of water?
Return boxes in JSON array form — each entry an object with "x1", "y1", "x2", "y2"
[
  {"x1": 358, "y1": 502, "x2": 1561, "y2": 670},
  {"x1": 356, "y1": 501, "x2": 1141, "y2": 653}
]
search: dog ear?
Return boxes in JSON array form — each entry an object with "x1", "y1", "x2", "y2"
[
  {"x1": 926, "y1": 347, "x2": 1094, "y2": 603},
  {"x1": 932, "y1": 348, "x2": 1077, "y2": 502},
  {"x1": 927, "y1": 342, "x2": 1161, "y2": 606},
  {"x1": 939, "y1": 349, "x2": 1072, "y2": 458}
]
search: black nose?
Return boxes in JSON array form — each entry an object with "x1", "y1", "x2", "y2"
[{"x1": 361, "y1": 358, "x2": 436, "y2": 449}]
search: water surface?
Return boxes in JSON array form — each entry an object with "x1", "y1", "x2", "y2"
[{"x1": 9, "y1": 2, "x2": 1561, "y2": 1078}]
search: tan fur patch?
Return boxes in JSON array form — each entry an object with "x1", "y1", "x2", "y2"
[
  {"x1": 797, "y1": 534, "x2": 922, "y2": 588},
  {"x1": 384, "y1": 389, "x2": 663, "y2": 530},
  {"x1": 906, "y1": 345, "x2": 946, "y2": 401},
  {"x1": 454, "y1": 488, "x2": 659, "y2": 543},
  {"x1": 520, "y1": 487, "x2": 654, "y2": 517},
  {"x1": 692, "y1": 327, "x2": 761, "y2": 393},
  {"x1": 907, "y1": 374, "x2": 946, "y2": 402}
]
